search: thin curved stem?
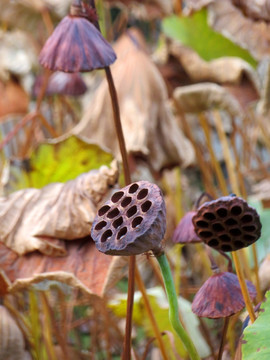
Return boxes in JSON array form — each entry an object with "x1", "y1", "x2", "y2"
[{"x1": 156, "y1": 253, "x2": 200, "y2": 360}]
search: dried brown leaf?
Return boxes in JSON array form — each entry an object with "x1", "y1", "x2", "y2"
[
  {"x1": 0, "y1": 238, "x2": 128, "y2": 297},
  {"x1": 232, "y1": 0, "x2": 270, "y2": 22},
  {"x1": 208, "y1": 0, "x2": 270, "y2": 60},
  {"x1": 0, "y1": 80, "x2": 29, "y2": 118},
  {"x1": 73, "y1": 29, "x2": 194, "y2": 172},
  {"x1": 0, "y1": 162, "x2": 118, "y2": 256}
]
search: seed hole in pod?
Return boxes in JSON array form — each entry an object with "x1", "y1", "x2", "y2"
[
  {"x1": 221, "y1": 244, "x2": 233, "y2": 252},
  {"x1": 234, "y1": 240, "x2": 245, "y2": 249},
  {"x1": 203, "y1": 212, "x2": 216, "y2": 220},
  {"x1": 242, "y1": 225, "x2": 256, "y2": 232},
  {"x1": 127, "y1": 205, "x2": 137, "y2": 218},
  {"x1": 199, "y1": 231, "x2": 213, "y2": 238},
  {"x1": 229, "y1": 228, "x2": 242, "y2": 236},
  {"x1": 111, "y1": 191, "x2": 124, "y2": 203},
  {"x1": 231, "y1": 205, "x2": 242, "y2": 216},
  {"x1": 244, "y1": 234, "x2": 256, "y2": 242},
  {"x1": 112, "y1": 217, "x2": 123, "y2": 229},
  {"x1": 121, "y1": 196, "x2": 132, "y2": 207},
  {"x1": 117, "y1": 226, "x2": 127, "y2": 240},
  {"x1": 241, "y1": 214, "x2": 253, "y2": 223},
  {"x1": 95, "y1": 221, "x2": 107, "y2": 231},
  {"x1": 107, "y1": 208, "x2": 120, "y2": 219},
  {"x1": 225, "y1": 218, "x2": 237, "y2": 226},
  {"x1": 212, "y1": 223, "x2": 225, "y2": 232},
  {"x1": 98, "y1": 205, "x2": 111, "y2": 216},
  {"x1": 141, "y1": 200, "x2": 152, "y2": 213},
  {"x1": 208, "y1": 239, "x2": 219, "y2": 247},
  {"x1": 101, "y1": 229, "x2": 112, "y2": 242},
  {"x1": 196, "y1": 220, "x2": 209, "y2": 228},
  {"x1": 137, "y1": 188, "x2": 148, "y2": 200},
  {"x1": 129, "y1": 183, "x2": 139, "y2": 194},
  {"x1": 132, "y1": 216, "x2": 143, "y2": 228},
  {"x1": 217, "y1": 208, "x2": 228, "y2": 218},
  {"x1": 219, "y1": 234, "x2": 231, "y2": 242}
]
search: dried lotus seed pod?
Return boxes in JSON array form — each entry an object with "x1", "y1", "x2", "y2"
[
  {"x1": 192, "y1": 195, "x2": 261, "y2": 252},
  {"x1": 91, "y1": 181, "x2": 166, "y2": 256}
]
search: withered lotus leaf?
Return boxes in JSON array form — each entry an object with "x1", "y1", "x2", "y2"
[
  {"x1": 191, "y1": 271, "x2": 256, "y2": 318},
  {"x1": 0, "y1": 305, "x2": 31, "y2": 359},
  {"x1": 72, "y1": 29, "x2": 194, "y2": 172},
  {"x1": 0, "y1": 239, "x2": 128, "y2": 297},
  {"x1": 0, "y1": 162, "x2": 118, "y2": 256},
  {"x1": 39, "y1": 15, "x2": 116, "y2": 72}
]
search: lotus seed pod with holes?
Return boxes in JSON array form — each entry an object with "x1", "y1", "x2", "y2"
[
  {"x1": 192, "y1": 195, "x2": 261, "y2": 252},
  {"x1": 91, "y1": 181, "x2": 166, "y2": 256}
]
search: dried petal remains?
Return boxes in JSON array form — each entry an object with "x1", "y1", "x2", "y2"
[
  {"x1": 192, "y1": 195, "x2": 261, "y2": 252},
  {"x1": 91, "y1": 181, "x2": 166, "y2": 256}
]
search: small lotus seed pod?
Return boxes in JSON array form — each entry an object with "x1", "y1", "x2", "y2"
[
  {"x1": 192, "y1": 271, "x2": 257, "y2": 318},
  {"x1": 91, "y1": 181, "x2": 166, "y2": 256},
  {"x1": 173, "y1": 211, "x2": 201, "y2": 244},
  {"x1": 192, "y1": 195, "x2": 262, "y2": 252}
]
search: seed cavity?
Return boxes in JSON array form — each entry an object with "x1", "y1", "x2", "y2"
[
  {"x1": 112, "y1": 217, "x2": 123, "y2": 229},
  {"x1": 95, "y1": 221, "x2": 107, "y2": 231},
  {"x1": 208, "y1": 239, "x2": 219, "y2": 247},
  {"x1": 212, "y1": 223, "x2": 225, "y2": 232},
  {"x1": 117, "y1": 227, "x2": 127, "y2": 240},
  {"x1": 229, "y1": 228, "x2": 242, "y2": 236},
  {"x1": 196, "y1": 220, "x2": 209, "y2": 228},
  {"x1": 199, "y1": 231, "x2": 213, "y2": 238},
  {"x1": 217, "y1": 208, "x2": 228, "y2": 218},
  {"x1": 244, "y1": 234, "x2": 256, "y2": 241},
  {"x1": 121, "y1": 196, "x2": 132, "y2": 207},
  {"x1": 203, "y1": 212, "x2": 216, "y2": 220},
  {"x1": 98, "y1": 205, "x2": 110, "y2": 216},
  {"x1": 230, "y1": 205, "x2": 242, "y2": 216},
  {"x1": 219, "y1": 234, "x2": 231, "y2": 242},
  {"x1": 129, "y1": 183, "x2": 139, "y2": 194},
  {"x1": 101, "y1": 229, "x2": 112, "y2": 242},
  {"x1": 127, "y1": 205, "x2": 137, "y2": 218},
  {"x1": 107, "y1": 208, "x2": 120, "y2": 219},
  {"x1": 221, "y1": 244, "x2": 232, "y2": 252},
  {"x1": 111, "y1": 191, "x2": 124, "y2": 203},
  {"x1": 241, "y1": 214, "x2": 253, "y2": 223},
  {"x1": 137, "y1": 188, "x2": 148, "y2": 200},
  {"x1": 141, "y1": 200, "x2": 152, "y2": 213},
  {"x1": 242, "y1": 225, "x2": 256, "y2": 232},
  {"x1": 225, "y1": 218, "x2": 237, "y2": 226},
  {"x1": 234, "y1": 240, "x2": 245, "y2": 249},
  {"x1": 132, "y1": 216, "x2": 143, "y2": 228}
]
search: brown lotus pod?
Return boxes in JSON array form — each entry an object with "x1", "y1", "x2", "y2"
[
  {"x1": 192, "y1": 195, "x2": 261, "y2": 252},
  {"x1": 192, "y1": 271, "x2": 257, "y2": 318},
  {"x1": 91, "y1": 181, "x2": 166, "y2": 256},
  {"x1": 39, "y1": 9, "x2": 116, "y2": 73},
  {"x1": 172, "y1": 211, "x2": 201, "y2": 244}
]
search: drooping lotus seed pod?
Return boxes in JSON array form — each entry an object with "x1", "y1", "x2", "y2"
[
  {"x1": 191, "y1": 271, "x2": 257, "y2": 318},
  {"x1": 91, "y1": 181, "x2": 166, "y2": 256},
  {"x1": 173, "y1": 211, "x2": 201, "y2": 244},
  {"x1": 39, "y1": 0, "x2": 116, "y2": 73},
  {"x1": 192, "y1": 195, "x2": 261, "y2": 252}
]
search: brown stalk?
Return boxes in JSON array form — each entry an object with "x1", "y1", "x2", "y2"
[
  {"x1": 135, "y1": 265, "x2": 169, "y2": 360},
  {"x1": 217, "y1": 317, "x2": 230, "y2": 360},
  {"x1": 212, "y1": 110, "x2": 256, "y2": 323}
]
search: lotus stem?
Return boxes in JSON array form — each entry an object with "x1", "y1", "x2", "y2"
[{"x1": 156, "y1": 253, "x2": 200, "y2": 360}]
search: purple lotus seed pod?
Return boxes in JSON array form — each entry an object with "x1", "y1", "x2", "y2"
[
  {"x1": 91, "y1": 181, "x2": 166, "y2": 256},
  {"x1": 192, "y1": 195, "x2": 261, "y2": 252},
  {"x1": 173, "y1": 211, "x2": 201, "y2": 244}
]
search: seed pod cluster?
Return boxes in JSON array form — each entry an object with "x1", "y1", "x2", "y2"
[
  {"x1": 91, "y1": 181, "x2": 166, "y2": 256},
  {"x1": 192, "y1": 195, "x2": 261, "y2": 252}
]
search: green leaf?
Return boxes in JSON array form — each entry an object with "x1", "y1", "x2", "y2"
[
  {"x1": 7, "y1": 136, "x2": 114, "y2": 191},
  {"x1": 242, "y1": 291, "x2": 270, "y2": 359},
  {"x1": 162, "y1": 9, "x2": 257, "y2": 67}
]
